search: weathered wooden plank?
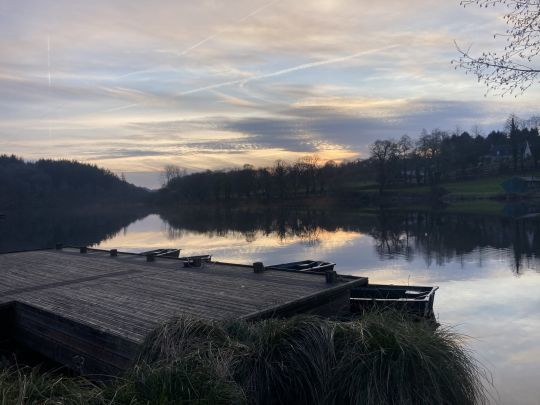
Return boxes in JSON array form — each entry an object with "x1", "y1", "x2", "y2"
[
  {"x1": 243, "y1": 277, "x2": 368, "y2": 320},
  {"x1": 0, "y1": 249, "x2": 366, "y2": 375},
  {"x1": 16, "y1": 308, "x2": 136, "y2": 367},
  {"x1": 0, "y1": 269, "x2": 143, "y2": 298}
]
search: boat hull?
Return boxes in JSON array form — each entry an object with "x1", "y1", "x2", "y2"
[
  {"x1": 268, "y1": 260, "x2": 336, "y2": 273},
  {"x1": 350, "y1": 284, "x2": 438, "y2": 318}
]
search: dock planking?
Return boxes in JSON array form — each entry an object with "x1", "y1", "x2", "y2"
[{"x1": 0, "y1": 248, "x2": 367, "y2": 377}]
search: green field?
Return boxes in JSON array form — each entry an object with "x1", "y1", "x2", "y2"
[
  {"x1": 345, "y1": 176, "x2": 511, "y2": 197},
  {"x1": 442, "y1": 176, "x2": 508, "y2": 196}
]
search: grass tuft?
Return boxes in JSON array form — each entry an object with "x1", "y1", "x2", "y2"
[
  {"x1": 0, "y1": 364, "x2": 104, "y2": 404},
  {"x1": 1, "y1": 312, "x2": 490, "y2": 405}
]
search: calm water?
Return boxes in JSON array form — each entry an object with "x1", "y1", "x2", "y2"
[{"x1": 1, "y1": 206, "x2": 539, "y2": 404}]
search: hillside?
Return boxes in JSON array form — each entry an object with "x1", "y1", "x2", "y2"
[{"x1": 0, "y1": 155, "x2": 148, "y2": 210}]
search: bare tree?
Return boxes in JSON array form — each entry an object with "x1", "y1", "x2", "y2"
[
  {"x1": 320, "y1": 159, "x2": 337, "y2": 192},
  {"x1": 272, "y1": 159, "x2": 289, "y2": 199},
  {"x1": 454, "y1": 0, "x2": 540, "y2": 95},
  {"x1": 416, "y1": 130, "x2": 447, "y2": 184},
  {"x1": 369, "y1": 139, "x2": 398, "y2": 195},
  {"x1": 296, "y1": 155, "x2": 321, "y2": 195},
  {"x1": 398, "y1": 135, "x2": 413, "y2": 183},
  {"x1": 162, "y1": 164, "x2": 187, "y2": 185}
]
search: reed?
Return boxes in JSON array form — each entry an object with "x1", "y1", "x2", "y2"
[
  {"x1": 0, "y1": 312, "x2": 490, "y2": 405},
  {"x1": 0, "y1": 364, "x2": 103, "y2": 405}
]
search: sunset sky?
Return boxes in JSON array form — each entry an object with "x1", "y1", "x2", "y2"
[{"x1": 2, "y1": 0, "x2": 540, "y2": 188}]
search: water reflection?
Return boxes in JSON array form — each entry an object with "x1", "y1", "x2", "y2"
[
  {"x1": 95, "y1": 207, "x2": 540, "y2": 404},
  {"x1": 2, "y1": 206, "x2": 540, "y2": 404},
  {"x1": 2, "y1": 205, "x2": 539, "y2": 277},
  {"x1": 152, "y1": 207, "x2": 540, "y2": 277},
  {"x1": 0, "y1": 205, "x2": 149, "y2": 253},
  {"x1": 368, "y1": 211, "x2": 540, "y2": 276}
]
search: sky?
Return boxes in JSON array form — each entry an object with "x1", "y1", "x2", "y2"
[{"x1": 1, "y1": 0, "x2": 540, "y2": 188}]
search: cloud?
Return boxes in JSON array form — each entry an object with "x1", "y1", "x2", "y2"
[
  {"x1": 179, "y1": 45, "x2": 399, "y2": 96},
  {"x1": 2, "y1": 0, "x2": 540, "y2": 186}
]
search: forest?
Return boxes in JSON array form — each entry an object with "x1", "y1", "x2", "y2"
[
  {"x1": 158, "y1": 116, "x2": 540, "y2": 202},
  {"x1": 3, "y1": 116, "x2": 540, "y2": 207},
  {"x1": 0, "y1": 155, "x2": 148, "y2": 210}
]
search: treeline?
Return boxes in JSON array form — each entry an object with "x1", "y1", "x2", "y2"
[
  {"x1": 0, "y1": 155, "x2": 148, "y2": 209},
  {"x1": 158, "y1": 115, "x2": 540, "y2": 203},
  {"x1": 369, "y1": 116, "x2": 540, "y2": 193},
  {"x1": 158, "y1": 157, "x2": 367, "y2": 203}
]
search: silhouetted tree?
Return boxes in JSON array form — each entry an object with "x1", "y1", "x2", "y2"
[
  {"x1": 397, "y1": 135, "x2": 413, "y2": 183},
  {"x1": 163, "y1": 164, "x2": 187, "y2": 186},
  {"x1": 0, "y1": 156, "x2": 147, "y2": 209},
  {"x1": 369, "y1": 139, "x2": 398, "y2": 195},
  {"x1": 416, "y1": 129, "x2": 447, "y2": 184}
]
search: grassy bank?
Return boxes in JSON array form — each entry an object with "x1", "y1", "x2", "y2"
[{"x1": 0, "y1": 313, "x2": 490, "y2": 405}]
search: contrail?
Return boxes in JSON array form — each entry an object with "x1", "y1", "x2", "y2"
[
  {"x1": 121, "y1": 0, "x2": 281, "y2": 79},
  {"x1": 179, "y1": 34, "x2": 218, "y2": 56},
  {"x1": 102, "y1": 103, "x2": 139, "y2": 113},
  {"x1": 179, "y1": 0, "x2": 279, "y2": 56},
  {"x1": 179, "y1": 45, "x2": 399, "y2": 96},
  {"x1": 242, "y1": 46, "x2": 398, "y2": 82},
  {"x1": 117, "y1": 67, "x2": 166, "y2": 80},
  {"x1": 237, "y1": 0, "x2": 279, "y2": 22},
  {"x1": 47, "y1": 35, "x2": 51, "y2": 87}
]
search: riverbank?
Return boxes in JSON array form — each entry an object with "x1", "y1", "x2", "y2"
[
  {"x1": 0, "y1": 313, "x2": 489, "y2": 405},
  {"x1": 155, "y1": 172, "x2": 540, "y2": 218}
]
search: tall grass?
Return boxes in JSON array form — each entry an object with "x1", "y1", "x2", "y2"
[
  {"x1": 0, "y1": 312, "x2": 491, "y2": 405},
  {"x1": 0, "y1": 364, "x2": 104, "y2": 404},
  {"x1": 132, "y1": 312, "x2": 490, "y2": 405}
]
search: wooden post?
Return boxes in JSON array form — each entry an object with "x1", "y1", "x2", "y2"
[
  {"x1": 55, "y1": 243, "x2": 63, "y2": 250},
  {"x1": 80, "y1": 247, "x2": 88, "y2": 254},
  {"x1": 253, "y1": 262, "x2": 265, "y2": 273},
  {"x1": 110, "y1": 249, "x2": 118, "y2": 257},
  {"x1": 325, "y1": 270, "x2": 337, "y2": 284}
]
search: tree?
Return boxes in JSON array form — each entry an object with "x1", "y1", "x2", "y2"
[
  {"x1": 454, "y1": 0, "x2": 540, "y2": 95},
  {"x1": 163, "y1": 165, "x2": 187, "y2": 186},
  {"x1": 416, "y1": 130, "x2": 447, "y2": 184},
  {"x1": 397, "y1": 135, "x2": 413, "y2": 183},
  {"x1": 369, "y1": 139, "x2": 398, "y2": 195},
  {"x1": 296, "y1": 155, "x2": 321, "y2": 195},
  {"x1": 506, "y1": 114, "x2": 521, "y2": 171},
  {"x1": 237, "y1": 164, "x2": 256, "y2": 198},
  {"x1": 320, "y1": 160, "x2": 337, "y2": 192},
  {"x1": 272, "y1": 160, "x2": 288, "y2": 199}
]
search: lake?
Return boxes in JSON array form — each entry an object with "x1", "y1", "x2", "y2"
[{"x1": 1, "y1": 205, "x2": 539, "y2": 404}]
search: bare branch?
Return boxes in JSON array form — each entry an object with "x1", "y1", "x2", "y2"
[{"x1": 454, "y1": 0, "x2": 540, "y2": 95}]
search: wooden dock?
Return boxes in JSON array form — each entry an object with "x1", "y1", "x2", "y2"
[{"x1": 0, "y1": 248, "x2": 367, "y2": 377}]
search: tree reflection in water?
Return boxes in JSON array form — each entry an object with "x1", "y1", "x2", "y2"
[
  {"x1": 160, "y1": 206, "x2": 540, "y2": 275},
  {"x1": 3, "y1": 204, "x2": 540, "y2": 276}
]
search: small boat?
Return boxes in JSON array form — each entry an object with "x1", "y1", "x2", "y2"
[
  {"x1": 180, "y1": 255, "x2": 212, "y2": 267},
  {"x1": 350, "y1": 284, "x2": 438, "y2": 318},
  {"x1": 268, "y1": 260, "x2": 336, "y2": 272},
  {"x1": 179, "y1": 254, "x2": 212, "y2": 261},
  {"x1": 140, "y1": 248, "x2": 181, "y2": 258}
]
